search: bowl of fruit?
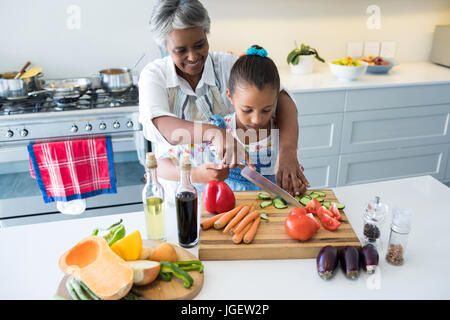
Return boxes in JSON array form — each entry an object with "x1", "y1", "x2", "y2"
[
  {"x1": 328, "y1": 57, "x2": 368, "y2": 81},
  {"x1": 358, "y1": 55, "x2": 394, "y2": 74}
]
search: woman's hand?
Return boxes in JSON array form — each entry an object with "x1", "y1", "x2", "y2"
[
  {"x1": 192, "y1": 162, "x2": 230, "y2": 184},
  {"x1": 276, "y1": 149, "x2": 310, "y2": 196}
]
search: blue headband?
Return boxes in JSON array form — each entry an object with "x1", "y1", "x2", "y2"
[{"x1": 246, "y1": 46, "x2": 268, "y2": 58}]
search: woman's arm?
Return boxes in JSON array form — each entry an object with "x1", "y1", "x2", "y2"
[{"x1": 275, "y1": 90, "x2": 310, "y2": 196}]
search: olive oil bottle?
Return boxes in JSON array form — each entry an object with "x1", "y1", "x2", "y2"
[{"x1": 142, "y1": 152, "x2": 166, "y2": 241}]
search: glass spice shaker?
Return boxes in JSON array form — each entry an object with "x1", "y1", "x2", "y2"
[
  {"x1": 386, "y1": 207, "x2": 413, "y2": 266},
  {"x1": 363, "y1": 196, "x2": 389, "y2": 246}
]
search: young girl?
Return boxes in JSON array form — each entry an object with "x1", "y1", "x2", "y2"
[{"x1": 156, "y1": 45, "x2": 299, "y2": 196}]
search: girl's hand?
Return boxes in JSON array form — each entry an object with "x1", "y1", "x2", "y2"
[
  {"x1": 192, "y1": 162, "x2": 230, "y2": 184},
  {"x1": 276, "y1": 150, "x2": 310, "y2": 196},
  {"x1": 204, "y1": 125, "x2": 255, "y2": 169}
]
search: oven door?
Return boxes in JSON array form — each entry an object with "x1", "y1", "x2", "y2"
[{"x1": 0, "y1": 131, "x2": 148, "y2": 227}]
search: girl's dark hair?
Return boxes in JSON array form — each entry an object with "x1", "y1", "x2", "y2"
[{"x1": 228, "y1": 45, "x2": 280, "y2": 96}]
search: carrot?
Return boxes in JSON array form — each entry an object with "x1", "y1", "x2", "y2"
[
  {"x1": 232, "y1": 221, "x2": 253, "y2": 244},
  {"x1": 243, "y1": 216, "x2": 261, "y2": 244},
  {"x1": 213, "y1": 204, "x2": 244, "y2": 229},
  {"x1": 223, "y1": 205, "x2": 250, "y2": 234},
  {"x1": 200, "y1": 212, "x2": 226, "y2": 230},
  {"x1": 233, "y1": 210, "x2": 261, "y2": 234}
]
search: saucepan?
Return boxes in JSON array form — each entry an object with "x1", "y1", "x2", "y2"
[
  {"x1": 0, "y1": 71, "x2": 44, "y2": 100},
  {"x1": 99, "y1": 67, "x2": 133, "y2": 94}
]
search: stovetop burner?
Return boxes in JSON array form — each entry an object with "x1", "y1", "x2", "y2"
[{"x1": 0, "y1": 86, "x2": 139, "y2": 116}]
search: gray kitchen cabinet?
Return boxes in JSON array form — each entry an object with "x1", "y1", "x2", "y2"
[
  {"x1": 337, "y1": 144, "x2": 449, "y2": 186},
  {"x1": 340, "y1": 104, "x2": 450, "y2": 154},
  {"x1": 294, "y1": 90, "x2": 345, "y2": 115},
  {"x1": 300, "y1": 156, "x2": 339, "y2": 188},
  {"x1": 345, "y1": 84, "x2": 450, "y2": 112},
  {"x1": 298, "y1": 112, "x2": 343, "y2": 158},
  {"x1": 292, "y1": 82, "x2": 450, "y2": 188}
]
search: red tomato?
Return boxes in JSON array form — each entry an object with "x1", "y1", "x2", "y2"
[
  {"x1": 305, "y1": 198, "x2": 321, "y2": 214},
  {"x1": 306, "y1": 213, "x2": 321, "y2": 231},
  {"x1": 317, "y1": 208, "x2": 341, "y2": 231},
  {"x1": 317, "y1": 206, "x2": 334, "y2": 218},
  {"x1": 289, "y1": 207, "x2": 307, "y2": 217},
  {"x1": 284, "y1": 215, "x2": 317, "y2": 241},
  {"x1": 329, "y1": 203, "x2": 343, "y2": 221}
]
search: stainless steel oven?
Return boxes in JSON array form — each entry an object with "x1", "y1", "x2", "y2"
[{"x1": 0, "y1": 87, "x2": 148, "y2": 227}]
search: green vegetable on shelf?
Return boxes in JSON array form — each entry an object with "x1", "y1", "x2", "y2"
[{"x1": 92, "y1": 219, "x2": 125, "y2": 246}]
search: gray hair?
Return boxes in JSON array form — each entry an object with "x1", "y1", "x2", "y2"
[{"x1": 150, "y1": 0, "x2": 211, "y2": 48}]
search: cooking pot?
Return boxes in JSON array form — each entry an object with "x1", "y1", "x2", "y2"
[
  {"x1": 0, "y1": 71, "x2": 43, "y2": 100},
  {"x1": 99, "y1": 68, "x2": 133, "y2": 94}
]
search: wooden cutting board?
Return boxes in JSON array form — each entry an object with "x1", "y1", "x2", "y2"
[
  {"x1": 199, "y1": 190, "x2": 361, "y2": 260},
  {"x1": 56, "y1": 240, "x2": 204, "y2": 300}
]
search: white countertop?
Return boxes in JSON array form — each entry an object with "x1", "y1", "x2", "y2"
[
  {"x1": 1, "y1": 175, "x2": 449, "y2": 300},
  {"x1": 279, "y1": 62, "x2": 450, "y2": 93}
]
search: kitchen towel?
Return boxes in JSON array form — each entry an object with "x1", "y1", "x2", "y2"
[{"x1": 28, "y1": 137, "x2": 117, "y2": 203}]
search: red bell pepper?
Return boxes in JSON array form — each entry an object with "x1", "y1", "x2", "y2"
[{"x1": 202, "y1": 181, "x2": 236, "y2": 214}]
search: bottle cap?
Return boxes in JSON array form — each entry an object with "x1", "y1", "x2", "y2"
[
  {"x1": 145, "y1": 152, "x2": 157, "y2": 168},
  {"x1": 180, "y1": 153, "x2": 191, "y2": 169},
  {"x1": 391, "y1": 207, "x2": 413, "y2": 234}
]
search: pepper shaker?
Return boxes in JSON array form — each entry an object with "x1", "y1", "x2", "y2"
[
  {"x1": 363, "y1": 196, "x2": 389, "y2": 247},
  {"x1": 386, "y1": 207, "x2": 413, "y2": 266}
]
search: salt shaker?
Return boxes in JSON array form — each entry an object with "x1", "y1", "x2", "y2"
[
  {"x1": 363, "y1": 196, "x2": 389, "y2": 246},
  {"x1": 386, "y1": 207, "x2": 413, "y2": 266}
]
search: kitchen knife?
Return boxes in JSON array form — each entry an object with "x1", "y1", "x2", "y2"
[{"x1": 241, "y1": 166, "x2": 300, "y2": 205}]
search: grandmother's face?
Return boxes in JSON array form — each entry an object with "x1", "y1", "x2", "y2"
[{"x1": 166, "y1": 26, "x2": 209, "y2": 77}]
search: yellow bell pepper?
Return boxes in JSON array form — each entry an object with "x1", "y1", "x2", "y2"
[{"x1": 110, "y1": 230, "x2": 142, "y2": 261}]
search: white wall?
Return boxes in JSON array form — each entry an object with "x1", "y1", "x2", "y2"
[{"x1": 1, "y1": 0, "x2": 449, "y2": 79}]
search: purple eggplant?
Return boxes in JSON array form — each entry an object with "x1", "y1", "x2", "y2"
[
  {"x1": 340, "y1": 246, "x2": 360, "y2": 279},
  {"x1": 360, "y1": 244, "x2": 379, "y2": 274},
  {"x1": 316, "y1": 246, "x2": 339, "y2": 280}
]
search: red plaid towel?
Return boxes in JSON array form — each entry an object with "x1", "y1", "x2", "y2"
[{"x1": 28, "y1": 137, "x2": 117, "y2": 203}]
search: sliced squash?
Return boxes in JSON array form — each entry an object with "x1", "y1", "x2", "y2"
[{"x1": 58, "y1": 236, "x2": 134, "y2": 300}]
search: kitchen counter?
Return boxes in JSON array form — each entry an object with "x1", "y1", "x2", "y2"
[
  {"x1": 279, "y1": 61, "x2": 450, "y2": 92},
  {"x1": 1, "y1": 175, "x2": 449, "y2": 300}
]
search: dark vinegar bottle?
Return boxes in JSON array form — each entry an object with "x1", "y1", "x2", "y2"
[{"x1": 175, "y1": 154, "x2": 198, "y2": 248}]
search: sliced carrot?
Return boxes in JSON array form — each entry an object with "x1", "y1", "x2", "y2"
[
  {"x1": 232, "y1": 221, "x2": 253, "y2": 244},
  {"x1": 213, "y1": 204, "x2": 245, "y2": 229},
  {"x1": 223, "y1": 205, "x2": 250, "y2": 234},
  {"x1": 243, "y1": 216, "x2": 261, "y2": 244},
  {"x1": 233, "y1": 210, "x2": 260, "y2": 234},
  {"x1": 200, "y1": 212, "x2": 226, "y2": 230}
]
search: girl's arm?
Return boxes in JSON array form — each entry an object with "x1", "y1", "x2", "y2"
[
  {"x1": 275, "y1": 90, "x2": 310, "y2": 196},
  {"x1": 156, "y1": 157, "x2": 230, "y2": 184}
]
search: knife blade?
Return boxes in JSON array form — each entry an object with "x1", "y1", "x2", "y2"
[{"x1": 241, "y1": 166, "x2": 299, "y2": 205}]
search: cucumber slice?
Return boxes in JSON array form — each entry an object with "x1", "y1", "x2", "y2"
[
  {"x1": 313, "y1": 191, "x2": 326, "y2": 197},
  {"x1": 299, "y1": 196, "x2": 311, "y2": 206},
  {"x1": 322, "y1": 201, "x2": 331, "y2": 209},
  {"x1": 309, "y1": 193, "x2": 319, "y2": 198},
  {"x1": 316, "y1": 197, "x2": 325, "y2": 202},
  {"x1": 258, "y1": 192, "x2": 272, "y2": 200},
  {"x1": 335, "y1": 202, "x2": 345, "y2": 210},
  {"x1": 260, "y1": 200, "x2": 273, "y2": 209},
  {"x1": 294, "y1": 195, "x2": 302, "y2": 203},
  {"x1": 273, "y1": 197, "x2": 288, "y2": 209}
]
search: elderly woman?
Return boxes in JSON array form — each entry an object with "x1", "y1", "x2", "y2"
[{"x1": 139, "y1": 0, "x2": 309, "y2": 196}]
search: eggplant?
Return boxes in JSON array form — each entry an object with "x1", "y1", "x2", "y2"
[
  {"x1": 316, "y1": 246, "x2": 339, "y2": 280},
  {"x1": 340, "y1": 246, "x2": 360, "y2": 279},
  {"x1": 360, "y1": 244, "x2": 379, "y2": 274}
]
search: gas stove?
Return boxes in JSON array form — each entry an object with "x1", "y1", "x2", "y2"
[{"x1": 0, "y1": 86, "x2": 139, "y2": 116}]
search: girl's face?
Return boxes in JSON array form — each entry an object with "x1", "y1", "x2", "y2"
[
  {"x1": 227, "y1": 84, "x2": 278, "y2": 131},
  {"x1": 165, "y1": 26, "x2": 209, "y2": 77}
]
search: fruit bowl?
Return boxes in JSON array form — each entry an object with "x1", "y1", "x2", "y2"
[
  {"x1": 366, "y1": 59, "x2": 394, "y2": 74},
  {"x1": 328, "y1": 61, "x2": 368, "y2": 81}
]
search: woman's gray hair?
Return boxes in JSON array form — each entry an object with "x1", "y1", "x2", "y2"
[{"x1": 150, "y1": 0, "x2": 211, "y2": 48}]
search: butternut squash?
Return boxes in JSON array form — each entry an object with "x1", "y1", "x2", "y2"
[{"x1": 58, "y1": 236, "x2": 134, "y2": 300}]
